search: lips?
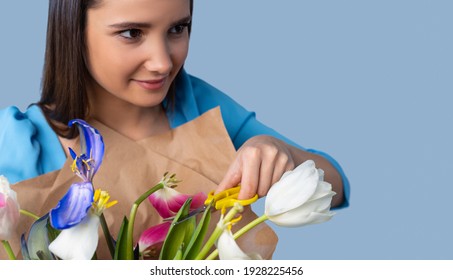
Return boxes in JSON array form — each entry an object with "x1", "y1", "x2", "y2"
[{"x1": 134, "y1": 78, "x2": 166, "y2": 90}]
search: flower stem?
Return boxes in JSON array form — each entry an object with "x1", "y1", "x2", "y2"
[
  {"x1": 233, "y1": 214, "x2": 269, "y2": 240},
  {"x1": 195, "y1": 204, "x2": 243, "y2": 260},
  {"x1": 19, "y1": 209, "x2": 40, "y2": 220},
  {"x1": 194, "y1": 224, "x2": 223, "y2": 260},
  {"x1": 1, "y1": 240, "x2": 16, "y2": 260},
  {"x1": 100, "y1": 213, "x2": 115, "y2": 259},
  {"x1": 205, "y1": 214, "x2": 269, "y2": 260},
  {"x1": 125, "y1": 182, "x2": 164, "y2": 259}
]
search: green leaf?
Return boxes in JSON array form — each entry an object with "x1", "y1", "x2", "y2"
[
  {"x1": 20, "y1": 234, "x2": 30, "y2": 260},
  {"x1": 183, "y1": 203, "x2": 212, "y2": 260},
  {"x1": 159, "y1": 198, "x2": 193, "y2": 260},
  {"x1": 183, "y1": 214, "x2": 196, "y2": 251},
  {"x1": 22, "y1": 214, "x2": 58, "y2": 260},
  {"x1": 46, "y1": 218, "x2": 61, "y2": 243},
  {"x1": 173, "y1": 245, "x2": 184, "y2": 260},
  {"x1": 114, "y1": 217, "x2": 133, "y2": 260}
]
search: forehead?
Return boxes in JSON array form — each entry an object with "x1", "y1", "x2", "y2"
[{"x1": 90, "y1": 0, "x2": 191, "y2": 23}]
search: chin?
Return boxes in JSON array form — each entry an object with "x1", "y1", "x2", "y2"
[{"x1": 130, "y1": 95, "x2": 168, "y2": 108}]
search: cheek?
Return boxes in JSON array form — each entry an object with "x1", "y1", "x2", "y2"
[
  {"x1": 171, "y1": 40, "x2": 189, "y2": 70},
  {"x1": 87, "y1": 42, "x2": 136, "y2": 87}
]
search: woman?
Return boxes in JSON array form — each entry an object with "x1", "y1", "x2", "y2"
[{"x1": 0, "y1": 0, "x2": 349, "y2": 207}]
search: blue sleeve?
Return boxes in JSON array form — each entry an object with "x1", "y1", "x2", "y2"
[
  {"x1": 235, "y1": 111, "x2": 350, "y2": 209},
  {"x1": 0, "y1": 106, "x2": 66, "y2": 185},
  {"x1": 188, "y1": 75, "x2": 350, "y2": 209},
  {"x1": 0, "y1": 106, "x2": 43, "y2": 184}
]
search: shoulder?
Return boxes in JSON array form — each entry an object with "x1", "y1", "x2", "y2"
[
  {"x1": 177, "y1": 71, "x2": 303, "y2": 148},
  {"x1": 180, "y1": 71, "x2": 253, "y2": 119},
  {"x1": 185, "y1": 74, "x2": 239, "y2": 107},
  {"x1": 0, "y1": 105, "x2": 65, "y2": 184},
  {"x1": 0, "y1": 106, "x2": 40, "y2": 183},
  {"x1": 0, "y1": 106, "x2": 38, "y2": 139},
  {"x1": 176, "y1": 71, "x2": 257, "y2": 142}
]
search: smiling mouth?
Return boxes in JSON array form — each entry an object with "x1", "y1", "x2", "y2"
[{"x1": 134, "y1": 78, "x2": 167, "y2": 90}]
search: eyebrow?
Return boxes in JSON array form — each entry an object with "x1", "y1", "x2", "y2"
[
  {"x1": 108, "y1": 15, "x2": 192, "y2": 30},
  {"x1": 108, "y1": 22, "x2": 150, "y2": 29}
]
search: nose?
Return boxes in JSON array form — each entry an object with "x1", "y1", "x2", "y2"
[{"x1": 143, "y1": 38, "x2": 173, "y2": 75}]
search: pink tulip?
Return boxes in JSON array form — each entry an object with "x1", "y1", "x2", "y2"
[
  {"x1": 148, "y1": 187, "x2": 207, "y2": 219},
  {"x1": 138, "y1": 222, "x2": 171, "y2": 259},
  {"x1": 0, "y1": 176, "x2": 20, "y2": 240}
]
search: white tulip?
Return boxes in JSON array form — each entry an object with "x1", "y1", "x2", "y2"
[
  {"x1": 217, "y1": 229, "x2": 262, "y2": 260},
  {"x1": 48, "y1": 213, "x2": 100, "y2": 260},
  {"x1": 265, "y1": 160, "x2": 336, "y2": 227}
]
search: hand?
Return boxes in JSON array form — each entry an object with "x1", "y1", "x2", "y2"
[{"x1": 216, "y1": 135, "x2": 296, "y2": 199}]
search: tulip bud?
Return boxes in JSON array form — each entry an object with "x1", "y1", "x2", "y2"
[
  {"x1": 265, "y1": 160, "x2": 336, "y2": 227},
  {"x1": 0, "y1": 175, "x2": 20, "y2": 240}
]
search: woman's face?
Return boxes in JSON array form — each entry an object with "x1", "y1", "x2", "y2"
[{"x1": 85, "y1": 0, "x2": 190, "y2": 109}]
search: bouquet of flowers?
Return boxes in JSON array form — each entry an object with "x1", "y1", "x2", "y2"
[{"x1": 0, "y1": 120, "x2": 336, "y2": 260}]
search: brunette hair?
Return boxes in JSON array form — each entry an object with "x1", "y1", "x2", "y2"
[{"x1": 38, "y1": 0, "x2": 193, "y2": 138}]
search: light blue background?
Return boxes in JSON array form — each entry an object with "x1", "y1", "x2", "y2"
[{"x1": 1, "y1": 1, "x2": 452, "y2": 259}]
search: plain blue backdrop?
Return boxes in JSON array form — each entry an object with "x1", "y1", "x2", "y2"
[{"x1": 1, "y1": 1, "x2": 452, "y2": 259}]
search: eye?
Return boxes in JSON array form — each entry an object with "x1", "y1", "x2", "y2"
[
  {"x1": 168, "y1": 22, "x2": 190, "y2": 35},
  {"x1": 119, "y1": 29, "x2": 143, "y2": 40}
]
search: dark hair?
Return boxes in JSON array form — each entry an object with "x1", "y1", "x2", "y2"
[{"x1": 38, "y1": 0, "x2": 193, "y2": 138}]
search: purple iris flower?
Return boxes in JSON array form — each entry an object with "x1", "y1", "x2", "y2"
[{"x1": 49, "y1": 119, "x2": 104, "y2": 230}]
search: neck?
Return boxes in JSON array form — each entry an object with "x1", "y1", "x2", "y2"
[
  {"x1": 88, "y1": 89, "x2": 170, "y2": 141},
  {"x1": 93, "y1": 106, "x2": 169, "y2": 141}
]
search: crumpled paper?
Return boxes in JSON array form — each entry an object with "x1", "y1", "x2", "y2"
[{"x1": 3, "y1": 107, "x2": 277, "y2": 260}]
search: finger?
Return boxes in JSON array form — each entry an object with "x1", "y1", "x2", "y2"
[
  {"x1": 256, "y1": 149, "x2": 278, "y2": 197},
  {"x1": 215, "y1": 159, "x2": 242, "y2": 194},
  {"x1": 238, "y1": 150, "x2": 261, "y2": 199},
  {"x1": 271, "y1": 152, "x2": 293, "y2": 185}
]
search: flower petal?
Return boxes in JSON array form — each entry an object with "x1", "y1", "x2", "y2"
[
  {"x1": 149, "y1": 187, "x2": 207, "y2": 219},
  {"x1": 265, "y1": 160, "x2": 319, "y2": 217},
  {"x1": 217, "y1": 229, "x2": 262, "y2": 260},
  {"x1": 167, "y1": 191, "x2": 207, "y2": 213},
  {"x1": 166, "y1": 191, "x2": 191, "y2": 214},
  {"x1": 309, "y1": 181, "x2": 335, "y2": 200},
  {"x1": 69, "y1": 119, "x2": 104, "y2": 176},
  {"x1": 0, "y1": 196, "x2": 20, "y2": 240},
  {"x1": 270, "y1": 208, "x2": 335, "y2": 227},
  {"x1": 48, "y1": 213, "x2": 100, "y2": 260},
  {"x1": 268, "y1": 192, "x2": 335, "y2": 227},
  {"x1": 188, "y1": 192, "x2": 207, "y2": 210},
  {"x1": 0, "y1": 176, "x2": 20, "y2": 240},
  {"x1": 0, "y1": 193, "x2": 5, "y2": 207},
  {"x1": 49, "y1": 182, "x2": 94, "y2": 230},
  {"x1": 138, "y1": 222, "x2": 171, "y2": 259},
  {"x1": 148, "y1": 189, "x2": 176, "y2": 218}
]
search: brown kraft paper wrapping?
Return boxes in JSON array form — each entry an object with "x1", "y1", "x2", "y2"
[{"x1": 4, "y1": 107, "x2": 278, "y2": 260}]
